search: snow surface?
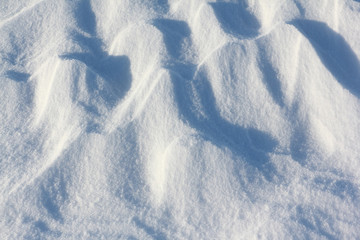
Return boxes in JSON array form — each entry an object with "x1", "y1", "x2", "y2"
[{"x1": 1, "y1": 0, "x2": 360, "y2": 239}]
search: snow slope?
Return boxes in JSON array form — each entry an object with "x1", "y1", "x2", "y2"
[{"x1": 1, "y1": 0, "x2": 360, "y2": 239}]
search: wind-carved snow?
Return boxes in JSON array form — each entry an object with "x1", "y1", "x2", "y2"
[
  {"x1": 32, "y1": 57, "x2": 61, "y2": 126},
  {"x1": 1, "y1": 0, "x2": 360, "y2": 239}
]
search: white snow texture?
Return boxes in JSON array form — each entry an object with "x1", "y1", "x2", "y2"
[{"x1": 1, "y1": 0, "x2": 360, "y2": 239}]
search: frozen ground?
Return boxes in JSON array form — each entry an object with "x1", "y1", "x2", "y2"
[{"x1": 1, "y1": 0, "x2": 360, "y2": 239}]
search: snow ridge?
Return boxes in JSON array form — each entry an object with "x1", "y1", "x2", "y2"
[{"x1": 1, "y1": 0, "x2": 360, "y2": 239}]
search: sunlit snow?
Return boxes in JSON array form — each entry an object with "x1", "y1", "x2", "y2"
[{"x1": 1, "y1": 0, "x2": 360, "y2": 239}]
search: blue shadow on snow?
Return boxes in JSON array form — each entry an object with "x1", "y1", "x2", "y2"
[
  {"x1": 256, "y1": 50, "x2": 285, "y2": 107},
  {"x1": 290, "y1": 19, "x2": 360, "y2": 97},
  {"x1": 154, "y1": 18, "x2": 279, "y2": 180},
  {"x1": 60, "y1": 0, "x2": 132, "y2": 108},
  {"x1": 296, "y1": 205, "x2": 338, "y2": 240},
  {"x1": 209, "y1": 2, "x2": 260, "y2": 38},
  {"x1": 5, "y1": 70, "x2": 30, "y2": 82},
  {"x1": 39, "y1": 168, "x2": 68, "y2": 223},
  {"x1": 152, "y1": 19, "x2": 191, "y2": 59},
  {"x1": 133, "y1": 217, "x2": 167, "y2": 240},
  {"x1": 314, "y1": 177, "x2": 360, "y2": 202}
]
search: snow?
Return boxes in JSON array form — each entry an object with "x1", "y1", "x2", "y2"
[{"x1": 1, "y1": 0, "x2": 360, "y2": 239}]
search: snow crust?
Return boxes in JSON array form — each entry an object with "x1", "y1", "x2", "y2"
[{"x1": 1, "y1": 0, "x2": 360, "y2": 239}]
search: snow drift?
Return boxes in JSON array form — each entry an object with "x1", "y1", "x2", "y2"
[{"x1": 1, "y1": 0, "x2": 360, "y2": 239}]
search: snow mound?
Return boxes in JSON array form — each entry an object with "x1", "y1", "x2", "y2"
[{"x1": 1, "y1": 0, "x2": 360, "y2": 239}]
